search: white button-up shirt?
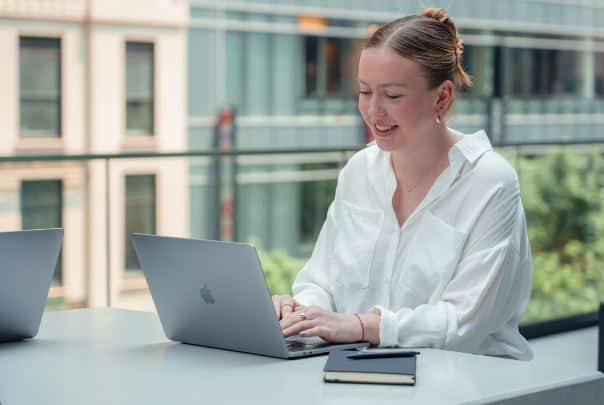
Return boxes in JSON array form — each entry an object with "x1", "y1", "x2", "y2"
[{"x1": 292, "y1": 129, "x2": 533, "y2": 360}]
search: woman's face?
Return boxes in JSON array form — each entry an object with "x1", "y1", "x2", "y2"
[{"x1": 358, "y1": 46, "x2": 442, "y2": 151}]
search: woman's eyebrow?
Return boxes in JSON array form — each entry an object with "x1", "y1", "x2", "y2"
[
  {"x1": 382, "y1": 83, "x2": 407, "y2": 87},
  {"x1": 358, "y1": 80, "x2": 408, "y2": 88}
]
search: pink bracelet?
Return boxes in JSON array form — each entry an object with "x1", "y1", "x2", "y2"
[{"x1": 353, "y1": 313, "x2": 365, "y2": 342}]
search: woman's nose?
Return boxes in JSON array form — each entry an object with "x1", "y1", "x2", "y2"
[{"x1": 367, "y1": 96, "x2": 386, "y2": 118}]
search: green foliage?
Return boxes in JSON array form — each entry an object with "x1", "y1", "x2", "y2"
[
  {"x1": 513, "y1": 147, "x2": 604, "y2": 322},
  {"x1": 255, "y1": 242, "x2": 305, "y2": 296},
  {"x1": 45, "y1": 296, "x2": 73, "y2": 311}
]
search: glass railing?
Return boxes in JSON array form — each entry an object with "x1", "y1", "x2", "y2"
[
  {"x1": 1, "y1": 142, "x2": 602, "y2": 337},
  {"x1": 501, "y1": 144, "x2": 604, "y2": 326},
  {"x1": 506, "y1": 97, "x2": 604, "y2": 115}
]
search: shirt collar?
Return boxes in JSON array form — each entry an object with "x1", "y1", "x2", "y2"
[
  {"x1": 448, "y1": 129, "x2": 493, "y2": 165},
  {"x1": 367, "y1": 129, "x2": 494, "y2": 207}
]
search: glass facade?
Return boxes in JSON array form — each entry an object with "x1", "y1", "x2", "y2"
[
  {"x1": 298, "y1": 164, "x2": 338, "y2": 257},
  {"x1": 596, "y1": 52, "x2": 604, "y2": 96},
  {"x1": 506, "y1": 48, "x2": 580, "y2": 98},
  {"x1": 304, "y1": 36, "x2": 363, "y2": 99},
  {"x1": 302, "y1": 36, "x2": 363, "y2": 114}
]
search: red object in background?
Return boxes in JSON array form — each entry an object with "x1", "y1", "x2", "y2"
[
  {"x1": 214, "y1": 106, "x2": 236, "y2": 241},
  {"x1": 217, "y1": 107, "x2": 235, "y2": 151},
  {"x1": 218, "y1": 108, "x2": 234, "y2": 126},
  {"x1": 220, "y1": 199, "x2": 233, "y2": 217}
]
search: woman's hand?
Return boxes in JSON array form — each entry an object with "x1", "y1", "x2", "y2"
[
  {"x1": 280, "y1": 306, "x2": 380, "y2": 345},
  {"x1": 271, "y1": 294, "x2": 304, "y2": 320}
]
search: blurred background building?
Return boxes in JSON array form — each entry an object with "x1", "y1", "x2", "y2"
[
  {"x1": 0, "y1": 0, "x2": 188, "y2": 309},
  {"x1": 188, "y1": 0, "x2": 604, "y2": 254},
  {"x1": 1, "y1": 0, "x2": 603, "y2": 316}
]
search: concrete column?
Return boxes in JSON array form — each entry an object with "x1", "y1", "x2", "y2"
[
  {"x1": 0, "y1": 26, "x2": 17, "y2": 155},
  {"x1": 581, "y1": 37, "x2": 595, "y2": 99},
  {"x1": 62, "y1": 170, "x2": 87, "y2": 304},
  {"x1": 87, "y1": 160, "x2": 108, "y2": 307},
  {"x1": 0, "y1": 176, "x2": 20, "y2": 231}
]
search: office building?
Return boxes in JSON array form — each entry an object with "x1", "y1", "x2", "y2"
[
  {"x1": 187, "y1": 0, "x2": 604, "y2": 256},
  {"x1": 0, "y1": 0, "x2": 188, "y2": 309}
]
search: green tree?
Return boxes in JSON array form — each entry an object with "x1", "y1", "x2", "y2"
[
  {"x1": 512, "y1": 147, "x2": 604, "y2": 322},
  {"x1": 255, "y1": 243, "x2": 305, "y2": 295}
]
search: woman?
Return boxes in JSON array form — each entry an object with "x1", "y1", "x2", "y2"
[{"x1": 273, "y1": 8, "x2": 533, "y2": 360}]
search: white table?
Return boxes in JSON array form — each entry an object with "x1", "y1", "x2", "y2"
[{"x1": 0, "y1": 309, "x2": 602, "y2": 404}]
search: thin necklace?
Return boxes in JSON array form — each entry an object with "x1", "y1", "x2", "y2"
[{"x1": 394, "y1": 151, "x2": 448, "y2": 193}]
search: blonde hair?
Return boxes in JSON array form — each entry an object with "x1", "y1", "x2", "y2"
[{"x1": 366, "y1": 7, "x2": 472, "y2": 91}]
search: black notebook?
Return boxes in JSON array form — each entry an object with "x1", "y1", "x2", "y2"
[{"x1": 323, "y1": 350, "x2": 417, "y2": 385}]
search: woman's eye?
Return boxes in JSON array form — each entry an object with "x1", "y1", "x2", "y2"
[
  {"x1": 386, "y1": 94, "x2": 402, "y2": 99},
  {"x1": 359, "y1": 90, "x2": 371, "y2": 95}
]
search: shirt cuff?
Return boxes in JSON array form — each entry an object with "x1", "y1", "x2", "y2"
[{"x1": 370, "y1": 305, "x2": 399, "y2": 347}]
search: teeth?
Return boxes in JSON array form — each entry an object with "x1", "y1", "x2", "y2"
[{"x1": 375, "y1": 124, "x2": 395, "y2": 132}]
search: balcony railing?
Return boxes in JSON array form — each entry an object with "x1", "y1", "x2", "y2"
[{"x1": 0, "y1": 140, "x2": 603, "y2": 340}]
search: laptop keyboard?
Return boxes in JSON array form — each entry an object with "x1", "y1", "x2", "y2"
[{"x1": 286, "y1": 336, "x2": 331, "y2": 352}]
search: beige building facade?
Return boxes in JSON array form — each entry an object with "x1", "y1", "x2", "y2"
[{"x1": 0, "y1": 0, "x2": 189, "y2": 310}]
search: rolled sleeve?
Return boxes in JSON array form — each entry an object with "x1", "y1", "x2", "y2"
[{"x1": 371, "y1": 305, "x2": 401, "y2": 347}]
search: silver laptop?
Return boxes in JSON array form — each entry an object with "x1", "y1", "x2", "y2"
[
  {"x1": 0, "y1": 228, "x2": 64, "y2": 343},
  {"x1": 132, "y1": 234, "x2": 367, "y2": 359}
]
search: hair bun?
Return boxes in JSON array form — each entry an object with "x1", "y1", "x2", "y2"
[
  {"x1": 421, "y1": 7, "x2": 450, "y2": 24},
  {"x1": 421, "y1": 7, "x2": 463, "y2": 59},
  {"x1": 455, "y1": 38, "x2": 464, "y2": 59}
]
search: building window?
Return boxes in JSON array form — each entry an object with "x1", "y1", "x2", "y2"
[
  {"x1": 125, "y1": 175, "x2": 156, "y2": 272},
  {"x1": 304, "y1": 36, "x2": 363, "y2": 98},
  {"x1": 125, "y1": 42, "x2": 154, "y2": 135},
  {"x1": 596, "y1": 52, "x2": 604, "y2": 97},
  {"x1": 459, "y1": 45, "x2": 494, "y2": 99},
  {"x1": 19, "y1": 37, "x2": 61, "y2": 137},
  {"x1": 20, "y1": 180, "x2": 63, "y2": 283},
  {"x1": 305, "y1": 37, "x2": 319, "y2": 97},
  {"x1": 298, "y1": 163, "x2": 338, "y2": 257},
  {"x1": 506, "y1": 48, "x2": 580, "y2": 97}
]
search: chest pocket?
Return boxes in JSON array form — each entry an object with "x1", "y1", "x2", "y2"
[
  {"x1": 330, "y1": 200, "x2": 383, "y2": 290},
  {"x1": 396, "y1": 210, "x2": 467, "y2": 304}
]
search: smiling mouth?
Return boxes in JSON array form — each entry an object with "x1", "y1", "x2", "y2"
[{"x1": 373, "y1": 123, "x2": 399, "y2": 137}]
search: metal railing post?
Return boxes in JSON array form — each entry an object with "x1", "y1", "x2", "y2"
[{"x1": 105, "y1": 158, "x2": 112, "y2": 307}]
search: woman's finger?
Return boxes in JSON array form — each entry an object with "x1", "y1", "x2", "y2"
[
  {"x1": 282, "y1": 319, "x2": 318, "y2": 337},
  {"x1": 280, "y1": 309, "x2": 303, "y2": 329},
  {"x1": 272, "y1": 295, "x2": 281, "y2": 319},
  {"x1": 297, "y1": 326, "x2": 330, "y2": 340},
  {"x1": 281, "y1": 297, "x2": 295, "y2": 318},
  {"x1": 292, "y1": 300, "x2": 307, "y2": 313}
]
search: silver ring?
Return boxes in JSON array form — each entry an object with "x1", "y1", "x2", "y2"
[{"x1": 300, "y1": 312, "x2": 306, "y2": 320}]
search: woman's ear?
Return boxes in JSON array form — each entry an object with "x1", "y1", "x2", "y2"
[{"x1": 435, "y1": 80, "x2": 454, "y2": 113}]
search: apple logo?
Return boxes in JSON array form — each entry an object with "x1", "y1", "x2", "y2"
[{"x1": 200, "y1": 284, "x2": 215, "y2": 304}]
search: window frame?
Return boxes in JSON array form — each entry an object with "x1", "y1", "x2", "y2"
[
  {"x1": 18, "y1": 36, "x2": 62, "y2": 138},
  {"x1": 125, "y1": 41, "x2": 155, "y2": 137},
  {"x1": 20, "y1": 179, "x2": 63, "y2": 284},
  {"x1": 302, "y1": 36, "x2": 362, "y2": 98},
  {"x1": 124, "y1": 174, "x2": 157, "y2": 273}
]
